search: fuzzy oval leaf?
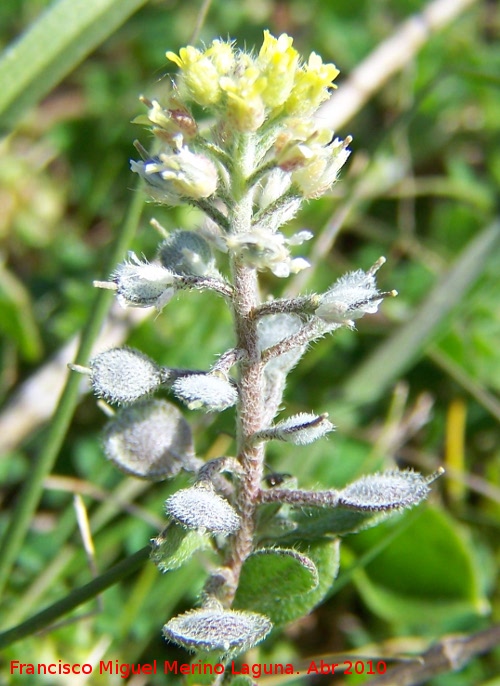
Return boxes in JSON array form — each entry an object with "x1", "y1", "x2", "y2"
[
  {"x1": 234, "y1": 540, "x2": 339, "y2": 626},
  {"x1": 150, "y1": 522, "x2": 210, "y2": 572},
  {"x1": 163, "y1": 607, "x2": 272, "y2": 659},
  {"x1": 234, "y1": 548, "x2": 318, "y2": 625},
  {"x1": 348, "y1": 507, "x2": 488, "y2": 630}
]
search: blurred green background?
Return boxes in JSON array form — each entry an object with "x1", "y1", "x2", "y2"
[{"x1": 0, "y1": 0, "x2": 499, "y2": 684}]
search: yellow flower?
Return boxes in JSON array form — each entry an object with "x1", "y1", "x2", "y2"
[
  {"x1": 205, "y1": 39, "x2": 236, "y2": 76},
  {"x1": 258, "y1": 32, "x2": 299, "y2": 110},
  {"x1": 286, "y1": 52, "x2": 339, "y2": 116},
  {"x1": 166, "y1": 46, "x2": 221, "y2": 106},
  {"x1": 220, "y1": 58, "x2": 267, "y2": 132},
  {"x1": 165, "y1": 33, "x2": 342, "y2": 133}
]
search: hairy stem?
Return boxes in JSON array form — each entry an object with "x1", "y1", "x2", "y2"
[
  {"x1": 228, "y1": 264, "x2": 265, "y2": 593},
  {"x1": 225, "y1": 134, "x2": 266, "y2": 597}
]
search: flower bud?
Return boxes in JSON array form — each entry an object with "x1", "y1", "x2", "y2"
[
  {"x1": 136, "y1": 96, "x2": 198, "y2": 142},
  {"x1": 292, "y1": 137, "x2": 351, "y2": 198},
  {"x1": 102, "y1": 399, "x2": 195, "y2": 480},
  {"x1": 89, "y1": 347, "x2": 162, "y2": 405},
  {"x1": 275, "y1": 120, "x2": 333, "y2": 171},
  {"x1": 131, "y1": 138, "x2": 218, "y2": 203},
  {"x1": 315, "y1": 258, "x2": 389, "y2": 325},
  {"x1": 257, "y1": 31, "x2": 299, "y2": 110},
  {"x1": 172, "y1": 373, "x2": 238, "y2": 412},
  {"x1": 163, "y1": 606, "x2": 272, "y2": 657},
  {"x1": 166, "y1": 482, "x2": 240, "y2": 534},
  {"x1": 258, "y1": 412, "x2": 334, "y2": 445},
  {"x1": 157, "y1": 230, "x2": 216, "y2": 277},
  {"x1": 110, "y1": 252, "x2": 175, "y2": 309},
  {"x1": 167, "y1": 46, "x2": 222, "y2": 106},
  {"x1": 219, "y1": 57, "x2": 267, "y2": 132},
  {"x1": 285, "y1": 52, "x2": 339, "y2": 117}
]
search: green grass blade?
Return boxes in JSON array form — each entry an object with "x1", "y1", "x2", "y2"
[
  {"x1": 341, "y1": 221, "x2": 500, "y2": 407},
  {"x1": 0, "y1": 0, "x2": 148, "y2": 133},
  {"x1": 0, "y1": 185, "x2": 145, "y2": 598},
  {"x1": 0, "y1": 546, "x2": 150, "y2": 648}
]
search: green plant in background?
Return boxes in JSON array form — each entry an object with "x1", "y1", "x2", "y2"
[
  {"x1": 69, "y1": 32, "x2": 442, "y2": 669},
  {"x1": 2, "y1": 1, "x2": 500, "y2": 683}
]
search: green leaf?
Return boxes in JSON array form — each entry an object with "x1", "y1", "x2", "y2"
[
  {"x1": 282, "y1": 505, "x2": 391, "y2": 539},
  {"x1": 348, "y1": 507, "x2": 488, "y2": 630},
  {"x1": 228, "y1": 677, "x2": 255, "y2": 686},
  {"x1": 0, "y1": 264, "x2": 42, "y2": 361},
  {"x1": 150, "y1": 522, "x2": 210, "y2": 573},
  {"x1": 234, "y1": 541, "x2": 339, "y2": 626},
  {"x1": 0, "y1": 0, "x2": 148, "y2": 133}
]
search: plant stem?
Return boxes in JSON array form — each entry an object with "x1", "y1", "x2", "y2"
[
  {"x1": 229, "y1": 262, "x2": 265, "y2": 586},
  {"x1": 225, "y1": 134, "x2": 266, "y2": 595}
]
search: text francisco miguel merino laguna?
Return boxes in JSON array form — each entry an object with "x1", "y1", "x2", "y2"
[{"x1": 9, "y1": 659, "x2": 364, "y2": 679}]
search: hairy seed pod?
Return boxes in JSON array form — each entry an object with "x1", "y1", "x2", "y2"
[
  {"x1": 103, "y1": 399, "x2": 196, "y2": 479},
  {"x1": 89, "y1": 347, "x2": 162, "y2": 404},
  {"x1": 338, "y1": 469, "x2": 440, "y2": 511},
  {"x1": 158, "y1": 230, "x2": 216, "y2": 277},
  {"x1": 165, "y1": 482, "x2": 240, "y2": 534},
  {"x1": 172, "y1": 373, "x2": 238, "y2": 412}
]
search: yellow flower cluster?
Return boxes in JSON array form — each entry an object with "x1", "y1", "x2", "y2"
[{"x1": 166, "y1": 31, "x2": 339, "y2": 131}]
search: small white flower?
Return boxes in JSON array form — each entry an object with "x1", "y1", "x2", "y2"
[{"x1": 226, "y1": 228, "x2": 310, "y2": 278}]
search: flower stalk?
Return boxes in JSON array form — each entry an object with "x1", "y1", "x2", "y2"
[{"x1": 67, "y1": 30, "x2": 441, "y2": 664}]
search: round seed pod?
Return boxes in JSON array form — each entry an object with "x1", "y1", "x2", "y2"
[
  {"x1": 158, "y1": 230, "x2": 216, "y2": 277},
  {"x1": 89, "y1": 347, "x2": 162, "y2": 405},
  {"x1": 103, "y1": 399, "x2": 195, "y2": 480},
  {"x1": 172, "y1": 373, "x2": 238, "y2": 412},
  {"x1": 165, "y1": 482, "x2": 240, "y2": 534}
]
